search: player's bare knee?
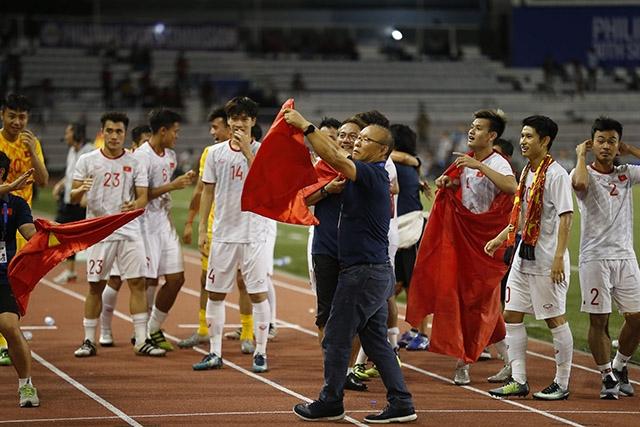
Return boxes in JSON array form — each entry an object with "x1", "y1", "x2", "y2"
[
  {"x1": 589, "y1": 313, "x2": 609, "y2": 330},
  {"x1": 623, "y1": 311, "x2": 640, "y2": 326},
  {"x1": 127, "y1": 278, "x2": 146, "y2": 292},
  {"x1": 503, "y1": 310, "x2": 524, "y2": 324},
  {"x1": 88, "y1": 281, "x2": 107, "y2": 295},
  {"x1": 545, "y1": 315, "x2": 566, "y2": 329},
  {"x1": 208, "y1": 291, "x2": 226, "y2": 302},
  {"x1": 249, "y1": 292, "x2": 268, "y2": 303}
]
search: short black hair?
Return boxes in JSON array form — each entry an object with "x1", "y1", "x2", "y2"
[
  {"x1": 389, "y1": 124, "x2": 417, "y2": 156},
  {"x1": 148, "y1": 108, "x2": 182, "y2": 134},
  {"x1": 319, "y1": 117, "x2": 341, "y2": 130},
  {"x1": 207, "y1": 107, "x2": 227, "y2": 123},
  {"x1": 591, "y1": 116, "x2": 623, "y2": 140},
  {"x1": 0, "y1": 151, "x2": 10, "y2": 181},
  {"x1": 252, "y1": 123, "x2": 263, "y2": 141},
  {"x1": 522, "y1": 115, "x2": 559, "y2": 150},
  {"x1": 70, "y1": 122, "x2": 86, "y2": 144},
  {"x1": 100, "y1": 112, "x2": 130, "y2": 129},
  {"x1": 341, "y1": 116, "x2": 366, "y2": 129},
  {"x1": 2, "y1": 94, "x2": 31, "y2": 113},
  {"x1": 354, "y1": 110, "x2": 390, "y2": 128},
  {"x1": 224, "y1": 96, "x2": 259, "y2": 119},
  {"x1": 474, "y1": 109, "x2": 506, "y2": 139},
  {"x1": 131, "y1": 125, "x2": 152, "y2": 143},
  {"x1": 493, "y1": 138, "x2": 514, "y2": 157}
]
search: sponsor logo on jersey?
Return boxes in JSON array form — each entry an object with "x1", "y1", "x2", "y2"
[
  {"x1": 123, "y1": 165, "x2": 132, "y2": 172},
  {"x1": 170, "y1": 162, "x2": 175, "y2": 168},
  {"x1": 476, "y1": 171, "x2": 484, "y2": 177},
  {"x1": 619, "y1": 174, "x2": 628, "y2": 182}
]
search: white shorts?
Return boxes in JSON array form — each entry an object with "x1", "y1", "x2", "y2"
[
  {"x1": 144, "y1": 229, "x2": 184, "y2": 278},
  {"x1": 580, "y1": 259, "x2": 640, "y2": 314},
  {"x1": 266, "y1": 227, "x2": 276, "y2": 277},
  {"x1": 505, "y1": 267, "x2": 569, "y2": 320},
  {"x1": 206, "y1": 241, "x2": 270, "y2": 294},
  {"x1": 86, "y1": 240, "x2": 146, "y2": 282}
]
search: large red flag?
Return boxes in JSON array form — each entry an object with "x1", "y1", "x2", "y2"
[
  {"x1": 241, "y1": 99, "x2": 321, "y2": 225},
  {"x1": 406, "y1": 159, "x2": 512, "y2": 363},
  {"x1": 8, "y1": 209, "x2": 145, "y2": 316}
]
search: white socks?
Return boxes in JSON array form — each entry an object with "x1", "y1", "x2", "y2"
[
  {"x1": 100, "y1": 285, "x2": 118, "y2": 335},
  {"x1": 612, "y1": 350, "x2": 631, "y2": 372},
  {"x1": 355, "y1": 346, "x2": 367, "y2": 365},
  {"x1": 253, "y1": 299, "x2": 271, "y2": 355},
  {"x1": 388, "y1": 327, "x2": 400, "y2": 349},
  {"x1": 598, "y1": 362, "x2": 615, "y2": 380},
  {"x1": 494, "y1": 339, "x2": 509, "y2": 364},
  {"x1": 147, "y1": 307, "x2": 168, "y2": 334},
  {"x1": 266, "y1": 277, "x2": 277, "y2": 324},
  {"x1": 146, "y1": 285, "x2": 157, "y2": 313},
  {"x1": 206, "y1": 299, "x2": 225, "y2": 356},
  {"x1": 506, "y1": 322, "x2": 527, "y2": 384},
  {"x1": 551, "y1": 322, "x2": 573, "y2": 390},
  {"x1": 83, "y1": 318, "x2": 98, "y2": 343},
  {"x1": 132, "y1": 312, "x2": 148, "y2": 346}
]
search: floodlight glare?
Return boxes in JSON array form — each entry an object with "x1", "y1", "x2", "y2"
[
  {"x1": 391, "y1": 30, "x2": 403, "y2": 41},
  {"x1": 154, "y1": 23, "x2": 165, "y2": 35}
]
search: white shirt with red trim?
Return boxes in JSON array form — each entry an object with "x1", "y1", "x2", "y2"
[
  {"x1": 73, "y1": 149, "x2": 147, "y2": 241},
  {"x1": 460, "y1": 152, "x2": 513, "y2": 214},
  {"x1": 512, "y1": 161, "x2": 573, "y2": 275},
  {"x1": 201, "y1": 140, "x2": 269, "y2": 243},
  {"x1": 133, "y1": 141, "x2": 177, "y2": 235},
  {"x1": 571, "y1": 164, "x2": 640, "y2": 264}
]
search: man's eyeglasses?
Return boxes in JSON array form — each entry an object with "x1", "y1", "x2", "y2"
[{"x1": 355, "y1": 135, "x2": 384, "y2": 145}]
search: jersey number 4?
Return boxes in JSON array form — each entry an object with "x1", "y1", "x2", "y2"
[
  {"x1": 231, "y1": 165, "x2": 244, "y2": 181},
  {"x1": 103, "y1": 172, "x2": 121, "y2": 187}
]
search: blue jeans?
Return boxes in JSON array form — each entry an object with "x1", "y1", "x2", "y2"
[{"x1": 319, "y1": 263, "x2": 414, "y2": 409}]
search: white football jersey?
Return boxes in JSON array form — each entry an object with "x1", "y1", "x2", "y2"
[
  {"x1": 385, "y1": 157, "x2": 399, "y2": 243},
  {"x1": 133, "y1": 142, "x2": 177, "y2": 234},
  {"x1": 512, "y1": 161, "x2": 573, "y2": 275},
  {"x1": 201, "y1": 140, "x2": 269, "y2": 243},
  {"x1": 73, "y1": 149, "x2": 147, "y2": 241},
  {"x1": 63, "y1": 144, "x2": 95, "y2": 204},
  {"x1": 460, "y1": 152, "x2": 513, "y2": 214},
  {"x1": 572, "y1": 164, "x2": 640, "y2": 264}
]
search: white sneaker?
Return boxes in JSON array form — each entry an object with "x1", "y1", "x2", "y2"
[
  {"x1": 454, "y1": 364, "x2": 471, "y2": 385},
  {"x1": 53, "y1": 269, "x2": 77, "y2": 284},
  {"x1": 133, "y1": 339, "x2": 166, "y2": 357},
  {"x1": 488, "y1": 364, "x2": 512, "y2": 383},
  {"x1": 99, "y1": 331, "x2": 114, "y2": 347}
]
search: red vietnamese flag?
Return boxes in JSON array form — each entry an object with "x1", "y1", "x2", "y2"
[
  {"x1": 406, "y1": 156, "x2": 512, "y2": 363},
  {"x1": 241, "y1": 99, "x2": 322, "y2": 225},
  {"x1": 8, "y1": 209, "x2": 145, "y2": 316}
]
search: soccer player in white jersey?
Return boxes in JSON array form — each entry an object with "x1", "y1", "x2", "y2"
[
  {"x1": 432, "y1": 110, "x2": 516, "y2": 385},
  {"x1": 192, "y1": 96, "x2": 272, "y2": 373},
  {"x1": 571, "y1": 117, "x2": 640, "y2": 399},
  {"x1": 134, "y1": 109, "x2": 195, "y2": 351},
  {"x1": 488, "y1": 115, "x2": 574, "y2": 400},
  {"x1": 70, "y1": 112, "x2": 164, "y2": 357}
]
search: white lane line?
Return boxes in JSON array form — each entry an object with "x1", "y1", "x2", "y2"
[
  {"x1": 183, "y1": 255, "x2": 640, "y2": 384},
  {"x1": 3, "y1": 407, "x2": 638, "y2": 425},
  {"x1": 401, "y1": 363, "x2": 584, "y2": 427},
  {"x1": 29, "y1": 349, "x2": 143, "y2": 427},
  {"x1": 40, "y1": 279, "x2": 367, "y2": 427},
  {"x1": 184, "y1": 279, "x2": 588, "y2": 427},
  {"x1": 20, "y1": 326, "x2": 58, "y2": 330}
]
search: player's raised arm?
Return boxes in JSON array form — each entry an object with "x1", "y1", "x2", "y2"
[
  {"x1": 572, "y1": 140, "x2": 592, "y2": 192},
  {"x1": 284, "y1": 108, "x2": 356, "y2": 181}
]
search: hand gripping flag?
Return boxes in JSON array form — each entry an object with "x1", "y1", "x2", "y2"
[
  {"x1": 406, "y1": 156, "x2": 512, "y2": 363},
  {"x1": 8, "y1": 209, "x2": 145, "y2": 315},
  {"x1": 241, "y1": 99, "x2": 324, "y2": 225}
]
